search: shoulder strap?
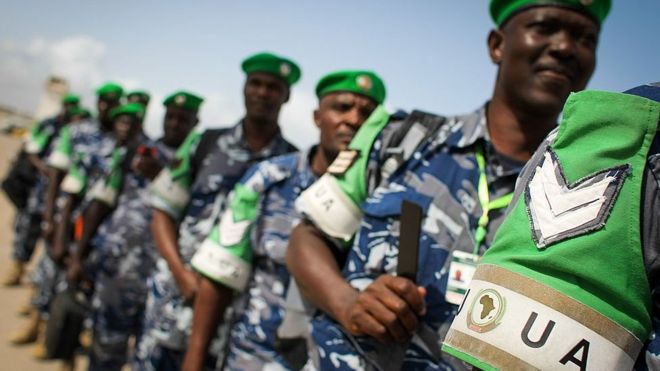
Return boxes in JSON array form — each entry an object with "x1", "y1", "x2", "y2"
[
  {"x1": 191, "y1": 128, "x2": 226, "y2": 178},
  {"x1": 377, "y1": 110, "x2": 447, "y2": 188},
  {"x1": 110, "y1": 144, "x2": 139, "y2": 198}
]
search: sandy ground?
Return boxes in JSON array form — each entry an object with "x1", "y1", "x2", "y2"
[{"x1": 0, "y1": 135, "x2": 88, "y2": 370}]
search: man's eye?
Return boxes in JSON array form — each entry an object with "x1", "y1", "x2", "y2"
[
  {"x1": 333, "y1": 103, "x2": 351, "y2": 112},
  {"x1": 530, "y1": 21, "x2": 556, "y2": 35},
  {"x1": 579, "y1": 33, "x2": 598, "y2": 49}
]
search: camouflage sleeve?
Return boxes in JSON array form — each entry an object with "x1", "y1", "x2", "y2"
[
  {"x1": 148, "y1": 130, "x2": 202, "y2": 219},
  {"x1": 191, "y1": 156, "x2": 296, "y2": 291},
  {"x1": 295, "y1": 105, "x2": 390, "y2": 243},
  {"x1": 639, "y1": 137, "x2": 660, "y2": 370},
  {"x1": 191, "y1": 167, "x2": 263, "y2": 292},
  {"x1": 47, "y1": 125, "x2": 72, "y2": 170},
  {"x1": 88, "y1": 148, "x2": 124, "y2": 207},
  {"x1": 24, "y1": 121, "x2": 46, "y2": 155}
]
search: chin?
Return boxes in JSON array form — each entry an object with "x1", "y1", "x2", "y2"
[{"x1": 522, "y1": 92, "x2": 566, "y2": 117}]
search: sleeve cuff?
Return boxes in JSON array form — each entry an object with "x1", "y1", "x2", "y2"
[
  {"x1": 89, "y1": 180, "x2": 118, "y2": 207},
  {"x1": 24, "y1": 140, "x2": 42, "y2": 155},
  {"x1": 47, "y1": 151, "x2": 71, "y2": 170},
  {"x1": 191, "y1": 238, "x2": 252, "y2": 292},
  {"x1": 60, "y1": 173, "x2": 84, "y2": 195},
  {"x1": 295, "y1": 173, "x2": 363, "y2": 242},
  {"x1": 148, "y1": 169, "x2": 190, "y2": 219}
]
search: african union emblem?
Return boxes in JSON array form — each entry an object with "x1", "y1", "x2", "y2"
[
  {"x1": 356, "y1": 75, "x2": 372, "y2": 92},
  {"x1": 280, "y1": 62, "x2": 291, "y2": 77},
  {"x1": 467, "y1": 288, "x2": 506, "y2": 333},
  {"x1": 175, "y1": 94, "x2": 186, "y2": 105}
]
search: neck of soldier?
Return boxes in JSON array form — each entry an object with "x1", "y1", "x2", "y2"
[
  {"x1": 100, "y1": 119, "x2": 114, "y2": 133},
  {"x1": 242, "y1": 116, "x2": 280, "y2": 152},
  {"x1": 486, "y1": 92, "x2": 558, "y2": 162},
  {"x1": 311, "y1": 145, "x2": 334, "y2": 177}
]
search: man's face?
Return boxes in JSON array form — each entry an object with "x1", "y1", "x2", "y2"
[
  {"x1": 314, "y1": 92, "x2": 377, "y2": 161},
  {"x1": 97, "y1": 96, "x2": 121, "y2": 124},
  {"x1": 243, "y1": 72, "x2": 290, "y2": 123},
  {"x1": 490, "y1": 6, "x2": 599, "y2": 115},
  {"x1": 113, "y1": 115, "x2": 140, "y2": 145},
  {"x1": 162, "y1": 106, "x2": 198, "y2": 148},
  {"x1": 61, "y1": 102, "x2": 77, "y2": 121}
]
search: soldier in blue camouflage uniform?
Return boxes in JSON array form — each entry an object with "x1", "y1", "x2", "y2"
[
  {"x1": 7, "y1": 94, "x2": 79, "y2": 348},
  {"x1": 181, "y1": 70, "x2": 385, "y2": 371},
  {"x1": 437, "y1": 83, "x2": 660, "y2": 371},
  {"x1": 2, "y1": 93, "x2": 79, "y2": 288},
  {"x1": 66, "y1": 99, "x2": 192, "y2": 370},
  {"x1": 286, "y1": 1, "x2": 608, "y2": 369},
  {"x1": 134, "y1": 52, "x2": 300, "y2": 371},
  {"x1": 19, "y1": 83, "x2": 122, "y2": 356}
]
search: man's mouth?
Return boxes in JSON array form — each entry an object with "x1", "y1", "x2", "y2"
[{"x1": 536, "y1": 65, "x2": 575, "y2": 84}]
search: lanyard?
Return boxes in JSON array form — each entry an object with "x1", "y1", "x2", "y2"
[{"x1": 473, "y1": 145, "x2": 513, "y2": 254}]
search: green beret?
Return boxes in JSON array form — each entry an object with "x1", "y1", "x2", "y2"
[
  {"x1": 127, "y1": 90, "x2": 150, "y2": 104},
  {"x1": 490, "y1": 0, "x2": 611, "y2": 26},
  {"x1": 61, "y1": 94, "x2": 80, "y2": 105},
  {"x1": 95, "y1": 82, "x2": 124, "y2": 100},
  {"x1": 241, "y1": 52, "x2": 301, "y2": 86},
  {"x1": 163, "y1": 90, "x2": 204, "y2": 112},
  {"x1": 110, "y1": 102, "x2": 145, "y2": 121},
  {"x1": 315, "y1": 70, "x2": 386, "y2": 105},
  {"x1": 70, "y1": 106, "x2": 91, "y2": 118}
]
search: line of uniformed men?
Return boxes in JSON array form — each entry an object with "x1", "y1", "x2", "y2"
[{"x1": 5, "y1": 0, "x2": 660, "y2": 370}]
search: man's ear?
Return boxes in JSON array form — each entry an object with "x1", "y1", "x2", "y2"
[
  {"x1": 487, "y1": 29, "x2": 504, "y2": 65},
  {"x1": 313, "y1": 108, "x2": 321, "y2": 128},
  {"x1": 284, "y1": 86, "x2": 291, "y2": 103}
]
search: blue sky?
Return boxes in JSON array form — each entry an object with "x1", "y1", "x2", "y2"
[{"x1": 1, "y1": 1, "x2": 658, "y2": 148}]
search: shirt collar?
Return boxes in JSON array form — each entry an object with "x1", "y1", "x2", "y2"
[
  {"x1": 444, "y1": 104, "x2": 489, "y2": 149},
  {"x1": 231, "y1": 119, "x2": 292, "y2": 159}
]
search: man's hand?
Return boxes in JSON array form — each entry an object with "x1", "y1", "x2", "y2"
[
  {"x1": 66, "y1": 258, "x2": 84, "y2": 285},
  {"x1": 339, "y1": 275, "x2": 426, "y2": 344},
  {"x1": 132, "y1": 155, "x2": 162, "y2": 180},
  {"x1": 175, "y1": 268, "x2": 200, "y2": 302}
]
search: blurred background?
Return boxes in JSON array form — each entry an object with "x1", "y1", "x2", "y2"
[{"x1": 1, "y1": 1, "x2": 659, "y2": 149}]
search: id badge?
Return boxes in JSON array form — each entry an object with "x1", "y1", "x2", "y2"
[{"x1": 445, "y1": 251, "x2": 479, "y2": 305}]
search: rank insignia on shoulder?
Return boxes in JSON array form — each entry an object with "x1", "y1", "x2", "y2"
[
  {"x1": 327, "y1": 149, "x2": 360, "y2": 175},
  {"x1": 525, "y1": 148, "x2": 630, "y2": 248}
]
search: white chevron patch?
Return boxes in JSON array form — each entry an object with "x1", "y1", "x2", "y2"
[
  {"x1": 218, "y1": 208, "x2": 251, "y2": 247},
  {"x1": 525, "y1": 149, "x2": 630, "y2": 248}
]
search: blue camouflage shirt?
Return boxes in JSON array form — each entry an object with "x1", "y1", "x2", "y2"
[
  {"x1": 303, "y1": 106, "x2": 526, "y2": 370},
  {"x1": 53, "y1": 119, "x2": 116, "y2": 207},
  {"x1": 192, "y1": 147, "x2": 318, "y2": 370},
  {"x1": 90, "y1": 136, "x2": 176, "y2": 281},
  {"x1": 143, "y1": 121, "x2": 297, "y2": 352},
  {"x1": 24, "y1": 116, "x2": 63, "y2": 214}
]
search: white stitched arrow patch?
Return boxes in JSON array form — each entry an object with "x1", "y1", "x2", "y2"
[
  {"x1": 218, "y1": 208, "x2": 251, "y2": 247},
  {"x1": 525, "y1": 149, "x2": 630, "y2": 248}
]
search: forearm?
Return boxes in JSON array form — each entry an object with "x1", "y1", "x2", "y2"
[
  {"x1": 43, "y1": 169, "x2": 64, "y2": 221},
  {"x1": 151, "y1": 209, "x2": 186, "y2": 277},
  {"x1": 286, "y1": 221, "x2": 358, "y2": 325},
  {"x1": 52, "y1": 195, "x2": 75, "y2": 251},
  {"x1": 184, "y1": 278, "x2": 233, "y2": 371},
  {"x1": 72, "y1": 200, "x2": 112, "y2": 261},
  {"x1": 27, "y1": 154, "x2": 48, "y2": 174}
]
